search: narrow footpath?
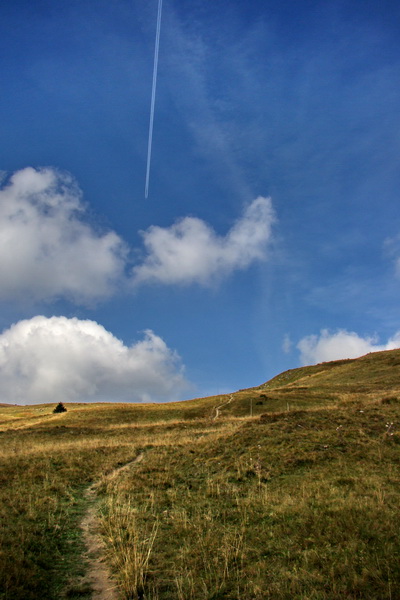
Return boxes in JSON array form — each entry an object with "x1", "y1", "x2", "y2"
[
  {"x1": 78, "y1": 453, "x2": 145, "y2": 600},
  {"x1": 213, "y1": 394, "x2": 233, "y2": 420}
]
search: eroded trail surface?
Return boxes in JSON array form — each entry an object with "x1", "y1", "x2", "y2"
[
  {"x1": 213, "y1": 394, "x2": 233, "y2": 420},
  {"x1": 79, "y1": 453, "x2": 144, "y2": 600}
]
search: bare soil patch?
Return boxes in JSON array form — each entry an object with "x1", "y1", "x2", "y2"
[{"x1": 213, "y1": 394, "x2": 233, "y2": 419}]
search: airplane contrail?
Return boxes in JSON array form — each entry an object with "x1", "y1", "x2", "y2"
[{"x1": 145, "y1": 0, "x2": 163, "y2": 199}]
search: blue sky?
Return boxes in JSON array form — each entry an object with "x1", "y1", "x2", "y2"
[{"x1": 1, "y1": 0, "x2": 400, "y2": 404}]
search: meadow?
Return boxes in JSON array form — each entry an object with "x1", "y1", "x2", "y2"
[{"x1": 1, "y1": 349, "x2": 400, "y2": 599}]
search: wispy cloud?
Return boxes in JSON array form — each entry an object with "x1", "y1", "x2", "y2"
[
  {"x1": 162, "y1": 10, "x2": 267, "y2": 200},
  {"x1": 0, "y1": 167, "x2": 127, "y2": 305},
  {"x1": 132, "y1": 196, "x2": 275, "y2": 286},
  {"x1": 282, "y1": 334, "x2": 293, "y2": 354},
  {"x1": 0, "y1": 316, "x2": 188, "y2": 404},
  {"x1": 384, "y1": 234, "x2": 400, "y2": 279},
  {"x1": 298, "y1": 328, "x2": 400, "y2": 365}
]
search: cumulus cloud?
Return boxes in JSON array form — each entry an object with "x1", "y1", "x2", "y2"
[
  {"x1": 132, "y1": 196, "x2": 275, "y2": 286},
  {"x1": 0, "y1": 167, "x2": 127, "y2": 304},
  {"x1": 298, "y1": 329, "x2": 400, "y2": 365},
  {"x1": 0, "y1": 170, "x2": 275, "y2": 302},
  {"x1": 0, "y1": 316, "x2": 188, "y2": 404}
]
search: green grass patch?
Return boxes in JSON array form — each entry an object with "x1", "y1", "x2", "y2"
[{"x1": 1, "y1": 349, "x2": 400, "y2": 598}]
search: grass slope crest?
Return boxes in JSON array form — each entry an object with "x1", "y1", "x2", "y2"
[{"x1": 0, "y1": 348, "x2": 399, "y2": 600}]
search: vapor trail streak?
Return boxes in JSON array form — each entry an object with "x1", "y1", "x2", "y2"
[{"x1": 145, "y1": 0, "x2": 163, "y2": 198}]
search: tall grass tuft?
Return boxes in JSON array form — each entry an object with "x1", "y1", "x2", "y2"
[{"x1": 99, "y1": 496, "x2": 159, "y2": 600}]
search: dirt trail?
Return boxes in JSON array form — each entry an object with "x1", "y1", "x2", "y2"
[
  {"x1": 213, "y1": 394, "x2": 233, "y2": 420},
  {"x1": 78, "y1": 453, "x2": 144, "y2": 600}
]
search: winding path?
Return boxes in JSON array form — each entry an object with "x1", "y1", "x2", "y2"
[
  {"x1": 213, "y1": 394, "x2": 233, "y2": 420},
  {"x1": 79, "y1": 453, "x2": 144, "y2": 600}
]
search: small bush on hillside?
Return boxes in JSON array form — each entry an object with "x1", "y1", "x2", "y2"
[{"x1": 53, "y1": 402, "x2": 67, "y2": 414}]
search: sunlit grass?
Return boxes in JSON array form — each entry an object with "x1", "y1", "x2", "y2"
[
  {"x1": 97, "y1": 399, "x2": 400, "y2": 599},
  {"x1": 1, "y1": 348, "x2": 400, "y2": 599}
]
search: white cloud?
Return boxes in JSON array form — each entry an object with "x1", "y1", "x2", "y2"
[
  {"x1": 282, "y1": 334, "x2": 293, "y2": 354},
  {"x1": 297, "y1": 328, "x2": 400, "y2": 365},
  {"x1": 0, "y1": 167, "x2": 127, "y2": 304},
  {"x1": 0, "y1": 169, "x2": 276, "y2": 303},
  {"x1": 0, "y1": 316, "x2": 188, "y2": 404},
  {"x1": 132, "y1": 196, "x2": 275, "y2": 286}
]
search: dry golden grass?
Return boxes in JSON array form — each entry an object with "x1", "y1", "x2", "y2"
[
  {"x1": 1, "y1": 349, "x2": 400, "y2": 599},
  {"x1": 97, "y1": 400, "x2": 400, "y2": 600}
]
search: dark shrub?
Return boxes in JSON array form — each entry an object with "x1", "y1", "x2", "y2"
[{"x1": 53, "y1": 402, "x2": 67, "y2": 413}]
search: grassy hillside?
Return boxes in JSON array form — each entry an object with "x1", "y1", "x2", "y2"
[{"x1": 0, "y1": 349, "x2": 400, "y2": 599}]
